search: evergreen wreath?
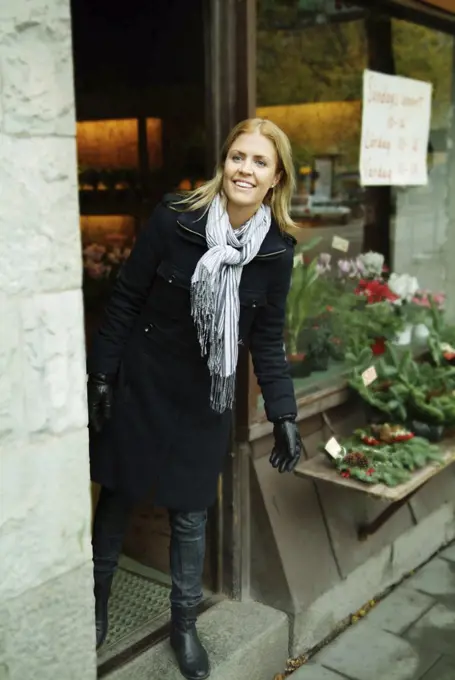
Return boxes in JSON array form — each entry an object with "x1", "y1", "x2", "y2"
[{"x1": 326, "y1": 425, "x2": 443, "y2": 487}]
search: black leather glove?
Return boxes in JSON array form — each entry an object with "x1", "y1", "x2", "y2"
[
  {"x1": 270, "y1": 416, "x2": 303, "y2": 473},
  {"x1": 87, "y1": 373, "x2": 115, "y2": 433}
]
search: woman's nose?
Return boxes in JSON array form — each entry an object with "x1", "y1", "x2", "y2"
[{"x1": 240, "y1": 159, "x2": 253, "y2": 174}]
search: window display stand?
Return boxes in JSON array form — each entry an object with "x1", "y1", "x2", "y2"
[{"x1": 294, "y1": 414, "x2": 455, "y2": 542}]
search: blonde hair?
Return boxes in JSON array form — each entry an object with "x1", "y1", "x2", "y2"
[{"x1": 173, "y1": 118, "x2": 297, "y2": 232}]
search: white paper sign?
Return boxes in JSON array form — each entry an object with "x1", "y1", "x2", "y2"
[
  {"x1": 362, "y1": 366, "x2": 378, "y2": 387},
  {"x1": 332, "y1": 235, "x2": 349, "y2": 253},
  {"x1": 360, "y1": 69, "x2": 432, "y2": 187},
  {"x1": 325, "y1": 437, "x2": 343, "y2": 459}
]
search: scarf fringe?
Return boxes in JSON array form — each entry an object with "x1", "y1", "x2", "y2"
[
  {"x1": 209, "y1": 372, "x2": 236, "y2": 413},
  {"x1": 190, "y1": 270, "x2": 217, "y2": 356}
]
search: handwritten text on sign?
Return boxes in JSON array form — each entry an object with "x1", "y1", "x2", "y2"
[{"x1": 360, "y1": 70, "x2": 432, "y2": 187}]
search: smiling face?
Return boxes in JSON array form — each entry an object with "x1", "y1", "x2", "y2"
[{"x1": 222, "y1": 131, "x2": 281, "y2": 221}]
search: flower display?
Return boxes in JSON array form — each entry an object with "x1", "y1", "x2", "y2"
[
  {"x1": 82, "y1": 242, "x2": 133, "y2": 310},
  {"x1": 286, "y1": 241, "x2": 449, "y2": 378},
  {"x1": 83, "y1": 243, "x2": 132, "y2": 280}
]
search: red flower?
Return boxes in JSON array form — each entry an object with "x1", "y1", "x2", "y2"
[
  {"x1": 393, "y1": 433, "x2": 415, "y2": 442},
  {"x1": 341, "y1": 470, "x2": 351, "y2": 479},
  {"x1": 371, "y1": 337, "x2": 386, "y2": 355},
  {"x1": 366, "y1": 468, "x2": 375, "y2": 476},
  {"x1": 362, "y1": 435, "x2": 380, "y2": 446},
  {"x1": 355, "y1": 279, "x2": 398, "y2": 304},
  {"x1": 326, "y1": 306, "x2": 334, "y2": 312}
]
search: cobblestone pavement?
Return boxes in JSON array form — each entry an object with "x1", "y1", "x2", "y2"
[{"x1": 292, "y1": 544, "x2": 455, "y2": 680}]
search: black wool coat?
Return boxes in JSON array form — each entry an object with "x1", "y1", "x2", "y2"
[{"x1": 88, "y1": 196, "x2": 297, "y2": 511}]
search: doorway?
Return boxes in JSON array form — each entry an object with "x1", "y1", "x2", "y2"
[{"x1": 70, "y1": 0, "x2": 216, "y2": 667}]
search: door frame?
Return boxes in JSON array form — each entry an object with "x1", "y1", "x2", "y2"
[{"x1": 204, "y1": 0, "x2": 257, "y2": 601}]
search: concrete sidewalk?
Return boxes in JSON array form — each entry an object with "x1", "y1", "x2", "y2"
[{"x1": 292, "y1": 543, "x2": 455, "y2": 680}]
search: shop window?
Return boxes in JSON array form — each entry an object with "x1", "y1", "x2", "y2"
[{"x1": 254, "y1": 0, "x2": 455, "y2": 421}]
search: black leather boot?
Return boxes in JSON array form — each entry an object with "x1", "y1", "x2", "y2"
[
  {"x1": 94, "y1": 572, "x2": 114, "y2": 649},
  {"x1": 170, "y1": 607, "x2": 210, "y2": 680}
]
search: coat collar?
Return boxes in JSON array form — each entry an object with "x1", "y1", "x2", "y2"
[{"x1": 175, "y1": 205, "x2": 293, "y2": 258}]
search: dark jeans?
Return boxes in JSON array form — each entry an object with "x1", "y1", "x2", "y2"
[{"x1": 92, "y1": 486, "x2": 207, "y2": 610}]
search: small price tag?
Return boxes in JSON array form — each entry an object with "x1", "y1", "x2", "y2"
[
  {"x1": 362, "y1": 366, "x2": 378, "y2": 387},
  {"x1": 332, "y1": 235, "x2": 350, "y2": 252},
  {"x1": 325, "y1": 437, "x2": 343, "y2": 459}
]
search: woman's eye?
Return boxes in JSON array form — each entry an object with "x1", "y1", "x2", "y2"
[
  {"x1": 232, "y1": 155, "x2": 242, "y2": 162},
  {"x1": 256, "y1": 160, "x2": 266, "y2": 167}
]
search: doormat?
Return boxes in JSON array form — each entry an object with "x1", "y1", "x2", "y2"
[{"x1": 101, "y1": 567, "x2": 171, "y2": 654}]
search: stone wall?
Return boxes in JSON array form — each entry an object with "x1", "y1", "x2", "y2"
[{"x1": 0, "y1": 1, "x2": 96, "y2": 678}]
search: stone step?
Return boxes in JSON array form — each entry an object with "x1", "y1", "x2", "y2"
[{"x1": 106, "y1": 600, "x2": 289, "y2": 680}]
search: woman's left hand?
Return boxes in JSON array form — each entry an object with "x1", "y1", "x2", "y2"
[{"x1": 270, "y1": 417, "x2": 303, "y2": 473}]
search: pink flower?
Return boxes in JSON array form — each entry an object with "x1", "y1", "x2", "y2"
[
  {"x1": 85, "y1": 261, "x2": 108, "y2": 280},
  {"x1": 83, "y1": 244, "x2": 106, "y2": 263},
  {"x1": 412, "y1": 291, "x2": 445, "y2": 310}
]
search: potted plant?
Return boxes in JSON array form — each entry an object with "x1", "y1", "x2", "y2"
[
  {"x1": 307, "y1": 322, "x2": 331, "y2": 371},
  {"x1": 286, "y1": 352, "x2": 313, "y2": 379},
  {"x1": 285, "y1": 237, "x2": 322, "y2": 373},
  {"x1": 347, "y1": 343, "x2": 455, "y2": 440}
]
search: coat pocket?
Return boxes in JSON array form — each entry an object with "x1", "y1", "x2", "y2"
[
  {"x1": 145, "y1": 261, "x2": 192, "y2": 319},
  {"x1": 157, "y1": 260, "x2": 191, "y2": 290},
  {"x1": 239, "y1": 288, "x2": 267, "y2": 344},
  {"x1": 239, "y1": 288, "x2": 267, "y2": 309}
]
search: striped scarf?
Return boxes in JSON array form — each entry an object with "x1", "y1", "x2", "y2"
[{"x1": 191, "y1": 194, "x2": 271, "y2": 413}]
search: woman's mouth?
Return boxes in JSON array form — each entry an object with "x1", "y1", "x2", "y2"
[{"x1": 233, "y1": 180, "x2": 255, "y2": 190}]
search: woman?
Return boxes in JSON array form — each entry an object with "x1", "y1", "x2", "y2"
[{"x1": 87, "y1": 117, "x2": 303, "y2": 680}]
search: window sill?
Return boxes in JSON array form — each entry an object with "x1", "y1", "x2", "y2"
[{"x1": 247, "y1": 377, "x2": 350, "y2": 442}]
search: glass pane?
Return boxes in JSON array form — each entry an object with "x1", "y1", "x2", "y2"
[{"x1": 253, "y1": 0, "x2": 455, "y2": 423}]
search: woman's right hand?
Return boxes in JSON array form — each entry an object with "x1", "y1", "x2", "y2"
[{"x1": 87, "y1": 373, "x2": 114, "y2": 433}]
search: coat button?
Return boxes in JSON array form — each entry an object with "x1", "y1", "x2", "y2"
[
  {"x1": 252, "y1": 301, "x2": 257, "y2": 308},
  {"x1": 168, "y1": 274, "x2": 175, "y2": 283}
]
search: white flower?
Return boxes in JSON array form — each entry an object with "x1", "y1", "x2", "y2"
[
  {"x1": 293, "y1": 253, "x2": 303, "y2": 268},
  {"x1": 388, "y1": 273, "x2": 420, "y2": 302},
  {"x1": 357, "y1": 251, "x2": 384, "y2": 277},
  {"x1": 315, "y1": 252, "x2": 331, "y2": 276}
]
